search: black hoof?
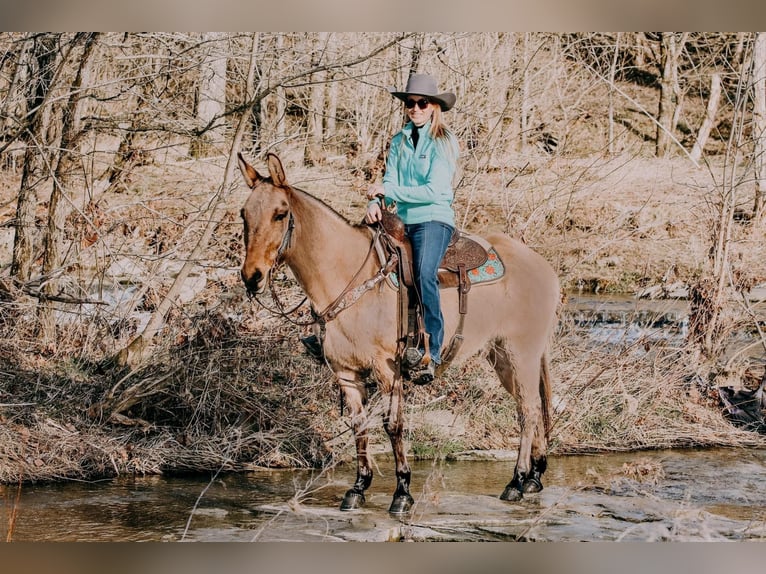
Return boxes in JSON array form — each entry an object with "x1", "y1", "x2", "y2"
[
  {"x1": 500, "y1": 483, "x2": 523, "y2": 502},
  {"x1": 340, "y1": 489, "x2": 365, "y2": 511},
  {"x1": 410, "y1": 363, "x2": 435, "y2": 385},
  {"x1": 522, "y1": 476, "x2": 543, "y2": 493},
  {"x1": 388, "y1": 493, "x2": 414, "y2": 515}
]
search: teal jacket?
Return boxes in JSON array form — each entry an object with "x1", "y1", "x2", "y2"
[{"x1": 380, "y1": 120, "x2": 459, "y2": 227}]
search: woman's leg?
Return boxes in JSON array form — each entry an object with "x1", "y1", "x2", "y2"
[{"x1": 406, "y1": 221, "x2": 454, "y2": 364}]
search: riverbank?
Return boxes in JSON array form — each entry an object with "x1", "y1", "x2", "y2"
[{"x1": 1, "y1": 292, "x2": 765, "y2": 485}]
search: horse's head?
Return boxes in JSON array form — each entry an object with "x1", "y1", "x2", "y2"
[{"x1": 237, "y1": 152, "x2": 292, "y2": 295}]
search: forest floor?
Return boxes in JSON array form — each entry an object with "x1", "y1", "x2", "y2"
[{"x1": 1, "y1": 149, "x2": 766, "y2": 484}]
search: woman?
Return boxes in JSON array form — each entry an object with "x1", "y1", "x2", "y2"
[{"x1": 365, "y1": 73, "x2": 460, "y2": 384}]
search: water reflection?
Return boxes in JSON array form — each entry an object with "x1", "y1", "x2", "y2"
[{"x1": 4, "y1": 448, "x2": 765, "y2": 541}]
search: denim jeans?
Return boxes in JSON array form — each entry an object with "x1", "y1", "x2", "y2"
[{"x1": 405, "y1": 220, "x2": 454, "y2": 364}]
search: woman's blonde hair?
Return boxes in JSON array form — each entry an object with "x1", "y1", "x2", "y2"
[
  {"x1": 427, "y1": 104, "x2": 458, "y2": 163},
  {"x1": 428, "y1": 104, "x2": 450, "y2": 140}
]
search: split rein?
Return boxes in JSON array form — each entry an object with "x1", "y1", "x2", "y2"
[{"x1": 248, "y1": 218, "x2": 399, "y2": 328}]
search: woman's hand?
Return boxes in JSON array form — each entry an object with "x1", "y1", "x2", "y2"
[
  {"x1": 365, "y1": 201, "x2": 382, "y2": 224},
  {"x1": 366, "y1": 183, "x2": 385, "y2": 200}
]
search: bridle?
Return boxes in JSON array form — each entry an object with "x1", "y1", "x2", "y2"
[
  {"x1": 248, "y1": 210, "x2": 313, "y2": 324},
  {"x1": 247, "y1": 211, "x2": 398, "y2": 328}
]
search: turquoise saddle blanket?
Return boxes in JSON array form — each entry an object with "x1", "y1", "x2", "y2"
[{"x1": 388, "y1": 247, "x2": 505, "y2": 289}]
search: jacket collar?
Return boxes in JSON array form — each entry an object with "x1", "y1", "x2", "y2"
[{"x1": 405, "y1": 120, "x2": 431, "y2": 141}]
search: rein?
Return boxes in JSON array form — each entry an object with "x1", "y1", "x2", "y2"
[{"x1": 251, "y1": 220, "x2": 398, "y2": 327}]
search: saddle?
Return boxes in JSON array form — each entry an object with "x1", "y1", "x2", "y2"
[
  {"x1": 375, "y1": 209, "x2": 492, "y2": 369},
  {"x1": 378, "y1": 210, "x2": 489, "y2": 294}
]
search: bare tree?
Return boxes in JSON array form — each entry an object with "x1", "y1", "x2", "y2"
[
  {"x1": 190, "y1": 32, "x2": 228, "y2": 158},
  {"x1": 686, "y1": 39, "x2": 758, "y2": 361},
  {"x1": 656, "y1": 32, "x2": 687, "y2": 157},
  {"x1": 110, "y1": 32, "x2": 259, "y2": 370},
  {"x1": 753, "y1": 32, "x2": 766, "y2": 219},
  {"x1": 607, "y1": 33, "x2": 621, "y2": 155},
  {"x1": 304, "y1": 32, "x2": 328, "y2": 166},
  {"x1": 37, "y1": 33, "x2": 101, "y2": 345},
  {"x1": 260, "y1": 33, "x2": 288, "y2": 149},
  {"x1": 0, "y1": 33, "x2": 32, "y2": 137},
  {"x1": 690, "y1": 72, "x2": 722, "y2": 163},
  {"x1": 11, "y1": 33, "x2": 61, "y2": 282}
]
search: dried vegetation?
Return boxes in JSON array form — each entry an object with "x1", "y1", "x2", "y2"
[{"x1": 1, "y1": 150, "x2": 765, "y2": 484}]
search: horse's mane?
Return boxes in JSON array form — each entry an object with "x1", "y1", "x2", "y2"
[{"x1": 289, "y1": 184, "x2": 372, "y2": 236}]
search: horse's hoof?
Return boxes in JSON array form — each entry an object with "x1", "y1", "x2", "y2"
[
  {"x1": 388, "y1": 493, "x2": 414, "y2": 515},
  {"x1": 522, "y1": 477, "x2": 543, "y2": 493},
  {"x1": 340, "y1": 489, "x2": 365, "y2": 511},
  {"x1": 500, "y1": 484, "x2": 523, "y2": 502}
]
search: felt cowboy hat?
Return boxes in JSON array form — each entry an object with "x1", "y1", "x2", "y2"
[{"x1": 389, "y1": 73, "x2": 456, "y2": 111}]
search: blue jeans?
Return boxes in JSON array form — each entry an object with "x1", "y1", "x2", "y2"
[{"x1": 405, "y1": 221, "x2": 454, "y2": 365}]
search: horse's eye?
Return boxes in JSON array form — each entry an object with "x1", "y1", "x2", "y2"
[{"x1": 274, "y1": 212, "x2": 288, "y2": 222}]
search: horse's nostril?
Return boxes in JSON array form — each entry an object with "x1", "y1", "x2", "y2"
[{"x1": 241, "y1": 268, "x2": 263, "y2": 292}]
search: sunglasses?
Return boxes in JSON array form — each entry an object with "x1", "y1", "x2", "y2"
[{"x1": 405, "y1": 98, "x2": 430, "y2": 110}]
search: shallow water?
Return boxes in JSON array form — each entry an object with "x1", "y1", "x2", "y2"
[{"x1": 4, "y1": 448, "x2": 765, "y2": 541}]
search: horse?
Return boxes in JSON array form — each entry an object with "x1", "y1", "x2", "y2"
[{"x1": 237, "y1": 152, "x2": 560, "y2": 514}]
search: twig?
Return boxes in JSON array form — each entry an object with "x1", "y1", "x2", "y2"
[{"x1": 180, "y1": 456, "x2": 229, "y2": 541}]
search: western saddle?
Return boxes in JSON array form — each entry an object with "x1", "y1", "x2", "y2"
[{"x1": 375, "y1": 209, "x2": 491, "y2": 374}]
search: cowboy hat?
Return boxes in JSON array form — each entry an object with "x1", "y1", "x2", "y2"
[{"x1": 389, "y1": 73, "x2": 456, "y2": 111}]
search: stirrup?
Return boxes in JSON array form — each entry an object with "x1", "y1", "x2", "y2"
[{"x1": 402, "y1": 347, "x2": 424, "y2": 369}]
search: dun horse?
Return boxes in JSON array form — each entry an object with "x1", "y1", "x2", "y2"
[{"x1": 237, "y1": 153, "x2": 560, "y2": 514}]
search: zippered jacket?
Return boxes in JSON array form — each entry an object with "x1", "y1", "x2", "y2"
[{"x1": 380, "y1": 120, "x2": 459, "y2": 227}]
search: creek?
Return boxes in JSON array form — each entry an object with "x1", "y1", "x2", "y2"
[{"x1": 4, "y1": 448, "x2": 765, "y2": 541}]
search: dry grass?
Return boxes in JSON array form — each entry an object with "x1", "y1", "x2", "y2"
[{"x1": 1, "y1": 149, "x2": 766, "y2": 483}]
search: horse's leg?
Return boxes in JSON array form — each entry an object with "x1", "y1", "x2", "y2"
[
  {"x1": 380, "y1": 367, "x2": 414, "y2": 514},
  {"x1": 337, "y1": 375, "x2": 373, "y2": 511},
  {"x1": 521, "y1": 355, "x2": 551, "y2": 494},
  {"x1": 488, "y1": 338, "x2": 548, "y2": 502}
]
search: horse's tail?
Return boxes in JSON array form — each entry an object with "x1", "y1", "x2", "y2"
[{"x1": 540, "y1": 352, "x2": 552, "y2": 439}]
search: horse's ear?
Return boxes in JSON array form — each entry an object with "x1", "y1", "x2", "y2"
[
  {"x1": 267, "y1": 153, "x2": 288, "y2": 187},
  {"x1": 237, "y1": 152, "x2": 261, "y2": 188}
]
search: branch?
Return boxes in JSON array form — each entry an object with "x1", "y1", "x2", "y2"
[
  {"x1": 0, "y1": 277, "x2": 107, "y2": 305},
  {"x1": 581, "y1": 60, "x2": 700, "y2": 168},
  {"x1": 222, "y1": 33, "x2": 415, "y2": 123}
]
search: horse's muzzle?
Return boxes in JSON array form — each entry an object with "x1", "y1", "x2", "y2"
[{"x1": 241, "y1": 268, "x2": 264, "y2": 295}]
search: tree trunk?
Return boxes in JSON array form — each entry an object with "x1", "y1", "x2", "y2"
[
  {"x1": 608, "y1": 33, "x2": 621, "y2": 155},
  {"x1": 634, "y1": 33, "x2": 649, "y2": 68},
  {"x1": 190, "y1": 32, "x2": 227, "y2": 158},
  {"x1": 753, "y1": 32, "x2": 766, "y2": 219},
  {"x1": 304, "y1": 32, "x2": 328, "y2": 167},
  {"x1": 733, "y1": 32, "x2": 747, "y2": 72},
  {"x1": 248, "y1": 34, "x2": 264, "y2": 151},
  {"x1": 325, "y1": 70, "x2": 337, "y2": 140},
  {"x1": 11, "y1": 33, "x2": 60, "y2": 282},
  {"x1": 402, "y1": 32, "x2": 423, "y2": 77},
  {"x1": 656, "y1": 32, "x2": 684, "y2": 158},
  {"x1": 519, "y1": 32, "x2": 531, "y2": 152},
  {"x1": 272, "y1": 34, "x2": 288, "y2": 145},
  {"x1": 38, "y1": 33, "x2": 100, "y2": 345},
  {"x1": 0, "y1": 33, "x2": 32, "y2": 136},
  {"x1": 690, "y1": 73, "x2": 722, "y2": 163}
]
